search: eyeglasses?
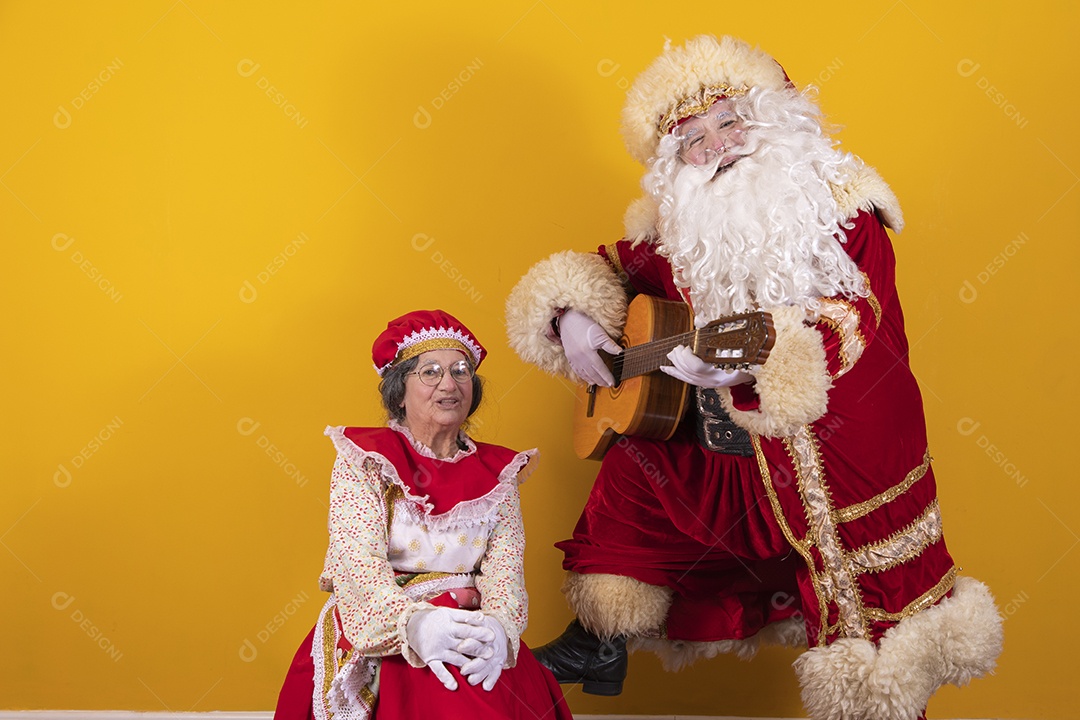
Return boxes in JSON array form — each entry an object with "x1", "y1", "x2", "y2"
[
  {"x1": 408, "y1": 360, "x2": 475, "y2": 386},
  {"x1": 673, "y1": 101, "x2": 746, "y2": 167}
]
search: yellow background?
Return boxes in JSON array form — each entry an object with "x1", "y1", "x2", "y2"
[{"x1": 2, "y1": 1, "x2": 1076, "y2": 717}]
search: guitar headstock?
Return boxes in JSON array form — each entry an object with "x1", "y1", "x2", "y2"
[{"x1": 695, "y1": 311, "x2": 775, "y2": 368}]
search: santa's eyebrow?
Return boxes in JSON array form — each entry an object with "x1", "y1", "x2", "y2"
[{"x1": 676, "y1": 123, "x2": 704, "y2": 139}]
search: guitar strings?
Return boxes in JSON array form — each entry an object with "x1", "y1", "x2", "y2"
[
  {"x1": 611, "y1": 324, "x2": 754, "y2": 381},
  {"x1": 611, "y1": 330, "x2": 693, "y2": 379}
]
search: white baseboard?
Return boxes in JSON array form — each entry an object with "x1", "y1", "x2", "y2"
[
  {"x1": 0, "y1": 713, "x2": 998, "y2": 720},
  {"x1": 0, "y1": 713, "x2": 797, "y2": 720}
]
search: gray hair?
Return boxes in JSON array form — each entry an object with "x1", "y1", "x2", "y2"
[{"x1": 378, "y1": 356, "x2": 484, "y2": 424}]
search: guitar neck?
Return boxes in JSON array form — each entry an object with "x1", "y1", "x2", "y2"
[{"x1": 611, "y1": 330, "x2": 697, "y2": 382}]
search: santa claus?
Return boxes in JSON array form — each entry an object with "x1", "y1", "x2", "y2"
[{"x1": 505, "y1": 35, "x2": 1003, "y2": 720}]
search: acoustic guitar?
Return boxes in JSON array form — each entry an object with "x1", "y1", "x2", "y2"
[{"x1": 572, "y1": 295, "x2": 775, "y2": 460}]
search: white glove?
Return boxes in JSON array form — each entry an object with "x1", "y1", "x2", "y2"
[
  {"x1": 558, "y1": 309, "x2": 622, "y2": 387},
  {"x1": 460, "y1": 615, "x2": 509, "y2": 691},
  {"x1": 405, "y1": 606, "x2": 495, "y2": 691},
  {"x1": 661, "y1": 345, "x2": 753, "y2": 388}
]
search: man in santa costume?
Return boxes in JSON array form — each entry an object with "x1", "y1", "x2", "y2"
[{"x1": 505, "y1": 35, "x2": 1003, "y2": 720}]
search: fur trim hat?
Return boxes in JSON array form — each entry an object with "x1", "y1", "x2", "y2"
[
  {"x1": 621, "y1": 35, "x2": 789, "y2": 165},
  {"x1": 372, "y1": 309, "x2": 486, "y2": 376}
]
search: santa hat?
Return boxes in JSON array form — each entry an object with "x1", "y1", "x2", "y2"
[
  {"x1": 371, "y1": 309, "x2": 486, "y2": 377},
  {"x1": 621, "y1": 35, "x2": 790, "y2": 166}
]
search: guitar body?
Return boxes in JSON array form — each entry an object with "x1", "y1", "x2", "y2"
[{"x1": 572, "y1": 296, "x2": 693, "y2": 460}]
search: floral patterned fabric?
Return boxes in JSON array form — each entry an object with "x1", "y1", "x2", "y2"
[{"x1": 319, "y1": 424, "x2": 534, "y2": 679}]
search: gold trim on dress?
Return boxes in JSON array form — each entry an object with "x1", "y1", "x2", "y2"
[
  {"x1": 753, "y1": 434, "x2": 829, "y2": 644},
  {"x1": 320, "y1": 601, "x2": 338, "y2": 707},
  {"x1": 752, "y1": 435, "x2": 809, "y2": 555},
  {"x1": 814, "y1": 314, "x2": 847, "y2": 375},
  {"x1": 384, "y1": 481, "x2": 402, "y2": 533},
  {"x1": 833, "y1": 450, "x2": 932, "y2": 524},
  {"x1": 787, "y1": 427, "x2": 869, "y2": 640},
  {"x1": 864, "y1": 566, "x2": 958, "y2": 622},
  {"x1": 400, "y1": 571, "x2": 455, "y2": 588},
  {"x1": 847, "y1": 499, "x2": 942, "y2": 575},
  {"x1": 359, "y1": 684, "x2": 376, "y2": 708},
  {"x1": 864, "y1": 273, "x2": 883, "y2": 328},
  {"x1": 815, "y1": 298, "x2": 866, "y2": 379}
]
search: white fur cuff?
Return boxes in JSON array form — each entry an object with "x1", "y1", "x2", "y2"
[
  {"x1": 720, "y1": 305, "x2": 831, "y2": 438},
  {"x1": 505, "y1": 251, "x2": 628, "y2": 380},
  {"x1": 563, "y1": 572, "x2": 672, "y2": 639},
  {"x1": 793, "y1": 576, "x2": 1003, "y2": 720}
]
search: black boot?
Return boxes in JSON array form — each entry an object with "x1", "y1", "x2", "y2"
[{"x1": 532, "y1": 620, "x2": 628, "y2": 696}]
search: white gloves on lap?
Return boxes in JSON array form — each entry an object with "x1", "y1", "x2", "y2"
[
  {"x1": 460, "y1": 615, "x2": 509, "y2": 691},
  {"x1": 661, "y1": 345, "x2": 753, "y2": 388},
  {"x1": 405, "y1": 606, "x2": 496, "y2": 691},
  {"x1": 559, "y1": 309, "x2": 622, "y2": 387}
]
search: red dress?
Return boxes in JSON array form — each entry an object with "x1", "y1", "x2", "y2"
[{"x1": 274, "y1": 425, "x2": 573, "y2": 720}]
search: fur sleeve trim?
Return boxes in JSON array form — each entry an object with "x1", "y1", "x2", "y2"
[
  {"x1": 832, "y1": 158, "x2": 905, "y2": 233},
  {"x1": 505, "y1": 251, "x2": 629, "y2": 380},
  {"x1": 623, "y1": 195, "x2": 660, "y2": 245},
  {"x1": 794, "y1": 575, "x2": 1003, "y2": 720},
  {"x1": 719, "y1": 305, "x2": 831, "y2": 438}
]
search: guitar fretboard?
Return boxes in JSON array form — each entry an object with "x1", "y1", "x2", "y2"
[
  {"x1": 611, "y1": 330, "x2": 696, "y2": 382},
  {"x1": 610, "y1": 317, "x2": 757, "y2": 383}
]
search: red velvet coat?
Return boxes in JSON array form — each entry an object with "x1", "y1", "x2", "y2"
[{"x1": 558, "y1": 210, "x2": 956, "y2": 647}]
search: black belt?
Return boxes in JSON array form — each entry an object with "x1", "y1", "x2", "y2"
[{"x1": 693, "y1": 387, "x2": 754, "y2": 456}]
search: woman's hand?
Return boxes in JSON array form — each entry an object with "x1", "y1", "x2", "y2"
[
  {"x1": 460, "y1": 615, "x2": 509, "y2": 691},
  {"x1": 405, "y1": 606, "x2": 496, "y2": 690}
]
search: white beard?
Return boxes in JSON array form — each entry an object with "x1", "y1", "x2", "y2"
[{"x1": 644, "y1": 111, "x2": 868, "y2": 325}]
